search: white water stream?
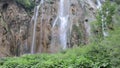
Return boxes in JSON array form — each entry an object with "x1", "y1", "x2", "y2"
[
  {"x1": 59, "y1": 0, "x2": 70, "y2": 49},
  {"x1": 97, "y1": 0, "x2": 108, "y2": 37},
  {"x1": 51, "y1": 0, "x2": 70, "y2": 50},
  {"x1": 31, "y1": 0, "x2": 44, "y2": 54}
]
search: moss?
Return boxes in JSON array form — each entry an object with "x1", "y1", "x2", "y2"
[{"x1": 15, "y1": 0, "x2": 35, "y2": 10}]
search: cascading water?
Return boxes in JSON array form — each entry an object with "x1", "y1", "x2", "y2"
[
  {"x1": 59, "y1": 0, "x2": 70, "y2": 49},
  {"x1": 59, "y1": 16, "x2": 68, "y2": 49},
  {"x1": 97, "y1": 0, "x2": 102, "y2": 9},
  {"x1": 97, "y1": 0, "x2": 108, "y2": 37},
  {"x1": 31, "y1": 0, "x2": 44, "y2": 54},
  {"x1": 51, "y1": 0, "x2": 70, "y2": 50},
  {"x1": 102, "y1": 15, "x2": 109, "y2": 37}
]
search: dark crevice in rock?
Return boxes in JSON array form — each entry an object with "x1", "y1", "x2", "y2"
[
  {"x1": 85, "y1": 19, "x2": 88, "y2": 22},
  {"x1": 2, "y1": 3, "x2": 8, "y2": 11}
]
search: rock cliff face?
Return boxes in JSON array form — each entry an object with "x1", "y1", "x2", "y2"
[
  {"x1": 0, "y1": 0, "x2": 99, "y2": 57},
  {"x1": 0, "y1": 0, "x2": 30, "y2": 56}
]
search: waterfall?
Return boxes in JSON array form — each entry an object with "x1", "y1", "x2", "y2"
[
  {"x1": 97, "y1": 0, "x2": 108, "y2": 37},
  {"x1": 59, "y1": 0, "x2": 70, "y2": 49},
  {"x1": 51, "y1": 0, "x2": 70, "y2": 50},
  {"x1": 102, "y1": 15, "x2": 109, "y2": 37},
  {"x1": 31, "y1": 0, "x2": 44, "y2": 54},
  {"x1": 97, "y1": 0, "x2": 102, "y2": 9},
  {"x1": 59, "y1": 16, "x2": 68, "y2": 49}
]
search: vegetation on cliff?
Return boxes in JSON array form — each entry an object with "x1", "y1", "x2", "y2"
[{"x1": 15, "y1": 0, "x2": 35, "y2": 10}]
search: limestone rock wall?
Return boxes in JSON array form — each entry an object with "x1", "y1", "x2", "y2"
[
  {"x1": 0, "y1": 0, "x2": 30, "y2": 56},
  {"x1": 0, "y1": 0, "x2": 98, "y2": 57}
]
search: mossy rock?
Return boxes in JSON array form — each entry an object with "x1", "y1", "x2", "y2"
[{"x1": 15, "y1": 0, "x2": 35, "y2": 10}]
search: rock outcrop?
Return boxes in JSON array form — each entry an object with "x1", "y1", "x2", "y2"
[{"x1": 0, "y1": 0, "x2": 30, "y2": 56}]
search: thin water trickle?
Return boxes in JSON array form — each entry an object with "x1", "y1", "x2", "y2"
[
  {"x1": 52, "y1": 16, "x2": 58, "y2": 28},
  {"x1": 31, "y1": 0, "x2": 44, "y2": 54},
  {"x1": 97, "y1": 0, "x2": 102, "y2": 9},
  {"x1": 97, "y1": 0, "x2": 108, "y2": 37}
]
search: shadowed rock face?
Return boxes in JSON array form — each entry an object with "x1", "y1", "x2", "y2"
[
  {"x1": 0, "y1": 0, "x2": 30, "y2": 57},
  {"x1": 0, "y1": 0, "x2": 99, "y2": 57}
]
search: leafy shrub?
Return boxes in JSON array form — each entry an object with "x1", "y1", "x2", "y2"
[
  {"x1": 74, "y1": 56, "x2": 93, "y2": 68},
  {"x1": 0, "y1": 58, "x2": 6, "y2": 65},
  {"x1": 95, "y1": 0, "x2": 116, "y2": 38},
  {"x1": 3, "y1": 61, "x2": 18, "y2": 68}
]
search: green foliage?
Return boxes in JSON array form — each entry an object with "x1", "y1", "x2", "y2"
[
  {"x1": 95, "y1": 0, "x2": 116, "y2": 38},
  {"x1": 97, "y1": 0, "x2": 115, "y2": 24},
  {"x1": 114, "y1": 0, "x2": 120, "y2": 5},
  {"x1": 15, "y1": 0, "x2": 35, "y2": 10},
  {"x1": 3, "y1": 62, "x2": 18, "y2": 68},
  {"x1": 101, "y1": 0, "x2": 115, "y2": 24}
]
